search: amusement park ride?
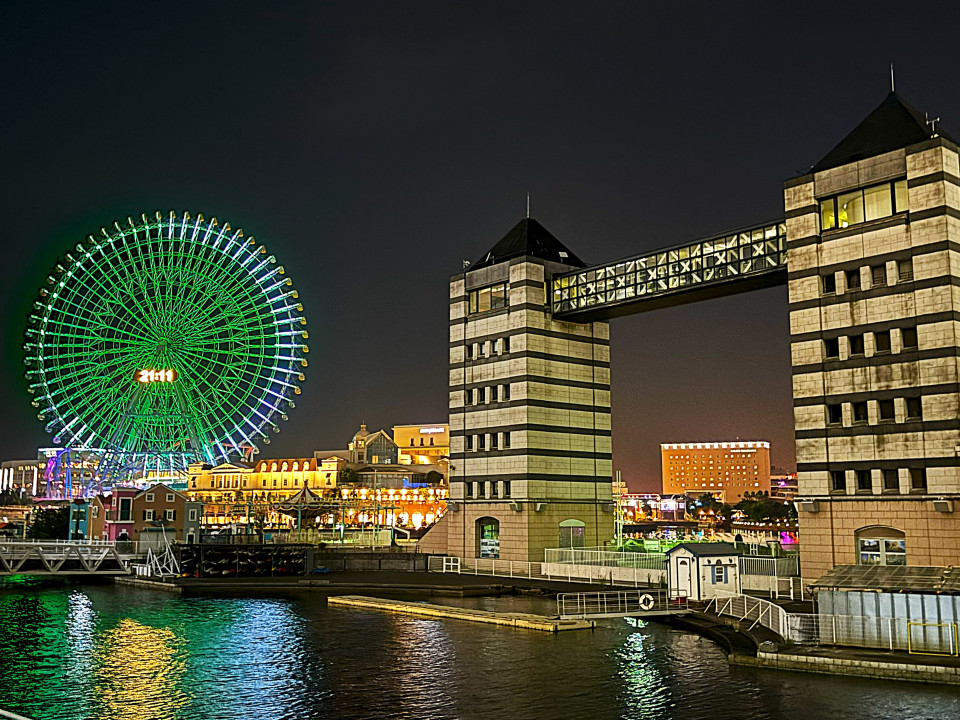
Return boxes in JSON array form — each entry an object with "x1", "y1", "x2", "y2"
[{"x1": 23, "y1": 211, "x2": 308, "y2": 499}]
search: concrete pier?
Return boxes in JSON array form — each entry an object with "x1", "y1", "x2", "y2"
[{"x1": 327, "y1": 595, "x2": 594, "y2": 632}]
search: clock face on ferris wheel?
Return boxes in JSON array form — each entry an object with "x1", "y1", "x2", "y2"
[{"x1": 24, "y1": 211, "x2": 309, "y2": 466}]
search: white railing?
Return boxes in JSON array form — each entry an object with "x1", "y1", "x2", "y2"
[
  {"x1": 738, "y1": 555, "x2": 799, "y2": 577},
  {"x1": 427, "y1": 555, "x2": 663, "y2": 587},
  {"x1": 0, "y1": 708, "x2": 35, "y2": 720},
  {"x1": 427, "y1": 555, "x2": 546, "y2": 579},
  {"x1": 706, "y1": 594, "x2": 959, "y2": 656},
  {"x1": 786, "y1": 614, "x2": 959, "y2": 656},
  {"x1": 707, "y1": 592, "x2": 790, "y2": 638},
  {"x1": 0, "y1": 540, "x2": 142, "y2": 556},
  {"x1": 0, "y1": 542, "x2": 131, "y2": 575},
  {"x1": 557, "y1": 590, "x2": 688, "y2": 619},
  {"x1": 544, "y1": 548, "x2": 667, "y2": 570}
]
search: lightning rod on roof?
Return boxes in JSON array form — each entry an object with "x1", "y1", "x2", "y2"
[
  {"x1": 526, "y1": 192, "x2": 530, "y2": 219},
  {"x1": 890, "y1": 63, "x2": 895, "y2": 93}
]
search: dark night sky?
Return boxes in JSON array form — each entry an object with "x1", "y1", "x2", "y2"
[{"x1": 2, "y1": 1, "x2": 959, "y2": 491}]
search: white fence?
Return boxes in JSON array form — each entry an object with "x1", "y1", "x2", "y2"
[
  {"x1": 557, "y1": 590, "x2": 688, "y2": 619},
  {"x1": 708, "y1": 593, "x2": 960, "y2": 656},
  {"x1": 708, "y1": 592, "x2": 791, "y2": 639}
]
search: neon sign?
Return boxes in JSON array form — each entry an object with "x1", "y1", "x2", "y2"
[{"x1": 136, "y1": 369, "x2": 179, "y2": 383}]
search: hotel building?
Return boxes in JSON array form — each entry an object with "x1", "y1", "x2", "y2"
[{"x1": 661, "y1": 441, "x2": 771, "y2": 504}]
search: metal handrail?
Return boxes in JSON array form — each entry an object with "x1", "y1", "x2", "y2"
[{"x1": 0, "y1": 708, "x2": 35, "y2": 720}]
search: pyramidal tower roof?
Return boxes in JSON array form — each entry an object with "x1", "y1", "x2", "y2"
[
  {"x1": 472, "y1": 217, "x2": 586, "y2": 269},
  {"x1": 813, "y1": 92, "x2": 956, "y2": 172}
]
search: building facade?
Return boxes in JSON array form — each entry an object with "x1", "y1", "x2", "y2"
[
  {"x1": 0, "y1": 460, "x2": 41, "y2": 496},
  {"x1": 394, "y1": 424, "x2": 449, "y2": 465},
  {"x1": 789, "y1": 93, "x2": 960, "y2": 583},
  {"x1": 661, "y1": 441, "x2": 771, "y2": 503},
  {"x1": 132, "y1": 484, "x2": 202, "y2": 546},
  {"x1": 445, "y1": 218, "x2": 614, "y2": 561}
]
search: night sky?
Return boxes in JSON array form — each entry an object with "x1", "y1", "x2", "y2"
[{"x1": 3, "y1": 2, "x2": 960, "y2": 490}]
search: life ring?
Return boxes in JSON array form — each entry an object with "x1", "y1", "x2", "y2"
[{"x1": 638, "y1": 593, "x2": 656, "y2": 611}]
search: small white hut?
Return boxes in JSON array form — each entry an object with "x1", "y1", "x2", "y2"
[{"x1": 666, "y1": 542, "x2": 741, "y2": 601}]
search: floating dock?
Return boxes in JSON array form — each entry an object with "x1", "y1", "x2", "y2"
[{"x1": 327, "y1": 595, "x2": 594, "y2": 632}]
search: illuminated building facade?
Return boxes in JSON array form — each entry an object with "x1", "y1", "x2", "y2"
[
  {"x1": 0, "y1": 459, "x2": 42, "y2": 496},
  {"x1": 790, "y1": 94, "x2": 960, "y2": 582},
  {"x1": 346, "y1": 424, "x2": 397, "y2": 464},
  {"x1": 661, "y1": 442, "x2": 771, "y2": 504},
  {"x1": 394, "y1": 424, "x2": 449, "y2": 465},
  {"x1": 132, "y1": 483, "x2": 202, "y2": 545},
  {"x1": 440, "y1": 218, "x2": 614, "y2": 562},
  {"x1": 770, "y1": 473, "x2": 799, "y2": 501}
]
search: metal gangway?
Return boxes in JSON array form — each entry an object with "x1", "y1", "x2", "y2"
[
  {"x1": 557, "y1": 590, "x2": 690, "y2": 620},
  {"x1": 0, "y1": 540, "x2": 141, "y2": 576}
]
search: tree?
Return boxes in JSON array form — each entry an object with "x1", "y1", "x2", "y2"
[
  {"x1": 26, "y1": 507, "x2": 69, "y2": 540},
  {"x1": 339, "y1": 467, "x2": 358, "y2": 485},
  {"x1": 424, "y1": 470, "x2": 444, "y2": 485},
  {"x1": 0, "y1": 489, "x2": 29, "y2": 506}
]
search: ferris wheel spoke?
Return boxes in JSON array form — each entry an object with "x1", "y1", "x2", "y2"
[{"x1": 27, "y1": 211, "x2": 305, "y2": 475}]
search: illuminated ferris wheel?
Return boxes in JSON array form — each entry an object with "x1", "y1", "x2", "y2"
[{"x1": 23, "y1": 211, "x2": 308, "y2": 487}]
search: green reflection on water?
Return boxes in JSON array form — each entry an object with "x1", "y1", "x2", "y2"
[{"x1": 0, "y1": 587, "x2": 307, "y2": 720}]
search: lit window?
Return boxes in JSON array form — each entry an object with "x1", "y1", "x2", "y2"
[
  {"x1": 468, "y1": 283, "x2": 508, "y2": 314},
  {"x1": 820, "y1": 180, "x2": 907, "y2": 232},
  {"x1": 857, "y1": 528, "x2": 906, "y2": 566}
]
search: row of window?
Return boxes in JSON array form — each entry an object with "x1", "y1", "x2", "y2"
[
  {"x1": 465, "y1": 336, "x2": 510, "y2": 359},
  {"x1": 821, "y1": 259, "x2": 912, "y2": 295},
  {"x1": 823, "y1": 327, "x2": 917, "y2": 359},
  {"x1": 465, "y1": 432, "x2": 512, "y2": 451},
  {"x1": 143, "y1": 509, "x2": 179, "y2": 522},
  {"x1": 466, "y1": 384, "x2": 511, "y2": 405},
  {"x1": 465, "y1": 480, "x2": 512, "y2": 499},
  {"x1": 408, "y1": 437, "x2": 436, "y2": 446},
  {"x1": 831, "y1": 468, "x2": 926, "y2": 493},
  {"x1": 827, "y1": 397, "x2": 922, "y2": 425},
  {"x1": 468, "y1": 283, "x2": 508, "y2": 314},
  {"x1": 820, "y1": 179, "x2": 909, "y2": 232},
  {"x1": 144, "y1": 493, "x2": 176, "y2": 504}
]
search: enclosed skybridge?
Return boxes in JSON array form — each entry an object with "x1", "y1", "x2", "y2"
[{"x1": 551, "y1": 220, "x2": 787, "y2": 322}]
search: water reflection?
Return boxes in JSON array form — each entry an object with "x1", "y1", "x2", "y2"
[
  {"x1": 617, "y1": 622, "x2": 672, "y2": 720},
  {"x1": 1, "y1": 588, "x2": 959, "y2": 720},
  {"x1": 91, "y1": 619, "x2": 187, "y2": 720}
]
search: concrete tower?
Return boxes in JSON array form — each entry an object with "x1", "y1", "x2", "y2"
[
  {"x1": 787, "y1": 93, "x2": 960, "y2": 583},
  {"x1": 446, "y1": 218, "x2": 614, "y2": 561}
]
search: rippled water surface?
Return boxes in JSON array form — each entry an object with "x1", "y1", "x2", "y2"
[{"x1": 1, "y1": 584, "x2": 959, "y2": 720}]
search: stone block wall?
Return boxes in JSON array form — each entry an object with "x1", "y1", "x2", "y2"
[{"x1": 788, "y1": 137, "x2": 960, "y2": 582}]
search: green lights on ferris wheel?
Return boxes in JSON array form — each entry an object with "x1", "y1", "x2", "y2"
[{"x1": 23, "y1": 210, "x2": 309, "y2": 465}]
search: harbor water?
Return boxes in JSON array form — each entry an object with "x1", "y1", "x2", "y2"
[{"x1": 1, "y1": 584, "x2": 958, "y2": 720}]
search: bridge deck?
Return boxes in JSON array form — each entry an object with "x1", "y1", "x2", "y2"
[{"x1": 551, "y1": 220, "x2": 786, "y2": 321}]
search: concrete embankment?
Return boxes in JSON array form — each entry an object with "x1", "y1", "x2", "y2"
[
  {"x1": 730, "y1": 648, "x2": 960, "y2": 685},
  {"x1": 114, "y1": 577, "x2": 183, "y2": 593},
  {"x1": 685, "y1": 609, "x2": 960, "y2": 686},
  {"x1": 327, "y1": 595, "x2": 594, "y2": 632}
]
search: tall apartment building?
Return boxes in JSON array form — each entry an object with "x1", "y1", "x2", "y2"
[
  {"x1": 446, "y1": 218, "x2": 614, "y2": 561},
  {"x1": 788, "y1": 92, "x2": 960, "y2": 583},
  {"x1": 661, "y1": 441, "x2": 771, "y2": 503}
]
